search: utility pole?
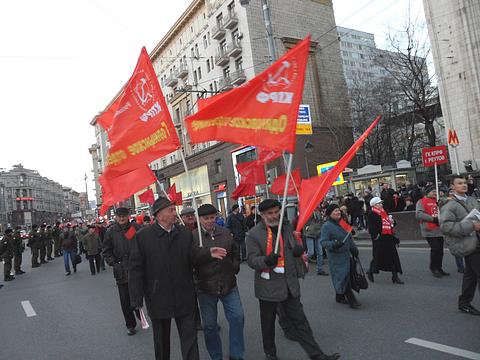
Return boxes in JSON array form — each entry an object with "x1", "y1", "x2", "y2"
[{"x1": 261, "y1": 0, "x2": 277, "y2": 63}]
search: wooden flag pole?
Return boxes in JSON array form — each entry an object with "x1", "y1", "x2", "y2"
[
  {"x1": 434, "y1": 162, "x2": 440, "y2": 202},
  {"x1": 282, "y1": 153, "x2": 300, "y2": 198},
  {"x1": 157, "y1": 181, "x2": 185, "y2": 226},
  {"x1": 274, "y1": 152, "x2": 293, "y2": 254},
  {"x1": 179, "y1": 149, "x2": 203, "y2": 247}
]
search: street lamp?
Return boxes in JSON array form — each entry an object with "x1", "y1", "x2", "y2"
[{"x1": 304, "y1": 141, "x2": 314, "y2": 178}]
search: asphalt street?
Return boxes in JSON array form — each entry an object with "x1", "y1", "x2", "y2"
[{"x1": 1, "y1": 246, "x2": 479, "y2": 360}]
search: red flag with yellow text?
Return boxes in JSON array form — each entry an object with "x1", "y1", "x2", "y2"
[{"x1": 185, "y1": 36, "x2": 311, "y2": 153}]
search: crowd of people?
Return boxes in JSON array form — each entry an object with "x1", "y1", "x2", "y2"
[{"x1": 1, "y1": 175, "x2": 479, "y2": 359}]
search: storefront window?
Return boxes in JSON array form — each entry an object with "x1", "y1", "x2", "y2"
[{"x1": 171, "y1": 165, "x2": 212, "y2": 208}]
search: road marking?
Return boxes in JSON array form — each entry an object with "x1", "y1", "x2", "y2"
[
  {"x1": 21, "y1": 300, "x2": 37, "y2": 317},
  {"x1": 406, "y1": 338, "x2": 480, "y2": 359}
]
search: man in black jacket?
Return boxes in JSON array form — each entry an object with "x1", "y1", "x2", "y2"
[
  {"x1": 103, "y1": 207, "x2": 141, "y2": 336},
  {"x1": 129, "y1": 197, "x2": 227, "y2": 360},
  {"x1": 226, "y1": 204, "x2": 247, "y2": 261},
  {"x1": 194, "y1": 204, "x2": 244, "y2": 360}
]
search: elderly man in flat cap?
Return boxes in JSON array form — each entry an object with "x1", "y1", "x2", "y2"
[
  {"x1": 180, "y1": 207, "x2": 197, "y2": 231},
  {"x1": 193, "y1": 203, "x2": 244, "y2": 360},
  {"x1": 247, "y1": 199, "x2": 340, "y2": 360},
  {"x1": 103, "y1": 207, "x2": 141, "y2": 336},
  {"x1": 129, "y1": 197, "x2": 227, "y2": 360}
]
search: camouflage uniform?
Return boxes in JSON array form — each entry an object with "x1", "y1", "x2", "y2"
[
  {"x1": 38, "y1": 225, "x2": 48, "y2": 264},
  {"x1": 46, "y1": 226, "x2": 54, "y2": 260},
  {"x1": 13, "y1": 228, "x2": 25, "y2": 274},
  {"x1": 1, "y1": 230, "x2": 15, "y2": 281},
  {"x1": 52, "y1": 223, "x2": 62, "y2": 257},
  {"x1": 28, "y1": 225, "x2": 41, "y2": 267}
]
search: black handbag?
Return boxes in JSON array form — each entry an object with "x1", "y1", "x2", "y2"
[
  {"x1": 73, "y1": 254, "x2": 82, "y2": 265},
  {"x1": 350, "y1": 255, "x2": 368, "y2": 293}
]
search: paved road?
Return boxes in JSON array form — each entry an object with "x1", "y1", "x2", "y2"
[{"x1": 1, "y1": 247, "x2": 479, "y2": 360}]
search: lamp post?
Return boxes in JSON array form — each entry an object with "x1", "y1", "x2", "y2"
[{"x1": 304, "y1": 140, "x2": 314, "y2": 178}]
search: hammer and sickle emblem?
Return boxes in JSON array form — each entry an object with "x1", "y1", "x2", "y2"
[
  {"x1": 266, "y1": 61, "x2": 291, "y2": 88},
  {"x1": 134, "y1": 78, "x2": 154, "y2": 106}
]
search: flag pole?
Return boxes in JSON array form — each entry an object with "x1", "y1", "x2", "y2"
[
  {"x1": 179, "y1": 149, "x2": 203, "y2": 247},
  {"x1": 157, "y1": 181, "x2": 185, "y2": 226},
  {"x1": 274, "y1": 152, "x2": 293, "y2": 253},
  {"x1": 282, "y1": 153, "x2": 300, "y2": 198},
  {"x1": 434, "y1": 161, "x2": 440, "y2": 202}
]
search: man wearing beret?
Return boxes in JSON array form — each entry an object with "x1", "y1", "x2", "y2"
[
  {"x1": 129, "y1": 197, "x2": 227, "y2": 360},
  {"x1": 103, "y1": 207, "x2": 141, "y2": 336},
  {"x1": 193, "y1": 203, "x2": 244, "y2": 360},
  {"x1": 246, "y1": 199, "x2": 340, "y2": 360}
]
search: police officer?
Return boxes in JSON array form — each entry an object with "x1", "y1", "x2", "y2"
[
  {"x1": 38, "y1": 224, "x2": 48, "y2": 264},
  {"x1": 28, "y1": 224, "x2": 41, "y2": 268},
  {"x1": 13, "y1": 226, "x2": 25, "y2": 275},
  {"x1": 1, "y1": 229, "x2": 15, "y2": 282},
  {"x1": 46, "y1": 225, "x2": 54, "y2": 261},
  {"x1": 52, "y1": 222, "x2": 62, "y2": 257}
]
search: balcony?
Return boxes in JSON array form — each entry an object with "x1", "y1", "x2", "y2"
[
  {"x1": 219, "y1": 76, "x2": 233, "y2": 91},
  {"x1": 177, "y1": 63, "x2": 189, "y2": 79},
  {"x1": 224, "y1": 11, "x2": 238, "y2": 30},
  {"x1": 215, "y1": 49, "x2": 230, "y2": 66},
  {"x1": 165, "y1": 72, "x2": 178, "y2": 87},
  {"x1": 226, "y1": 40, "x2": 242, "y2": 58},
  {"x1": 211, "y1": 23, "x2": 226, "y2": 40},
  {"x1": 230, "y1": 69, "x2": 246, "y2": 86}
]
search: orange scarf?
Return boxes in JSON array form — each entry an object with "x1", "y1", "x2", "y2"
[
  {"x1": 262, "y1": 226, "x2": 285, "y2": 277},
  {"x1": 372, "y1": 207, "x2": 393, "y2": 235}
]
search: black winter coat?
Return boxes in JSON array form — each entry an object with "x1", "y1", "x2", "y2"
[
  {"x1": 193, "y1": 226, "x2": 240, "y2": 296},
  {"x1": 102, "y1": 222, "x2": 141, "y2": 285},
  {"x1": 226, "y1": 213, "x2": 247, "y2": 241},
  {"x1": 129, "y1": 223, "x2": 213, "y2": 320}
]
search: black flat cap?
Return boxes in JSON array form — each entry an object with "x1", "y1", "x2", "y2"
[
  {"x1": 258, "y1": 199, "x2": 281, "y2": 213},
  {"x1": 180, "y1": 207, "x2": 195, "y2": 216},
  {"x1": 152, "y1": 197, "x2": 173, "y2": 216},
  {"x1": 115, "y1": 207, "x2": 130, "y2": 216},
  {"x1": 198, "y1": 204, "x2": 217, "y2": 217}
]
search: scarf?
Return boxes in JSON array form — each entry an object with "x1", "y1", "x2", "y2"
[
  {"x1": 421, "y1": 197, "x2": 439, "y2": 230},
  {"x1": 261, "y1": 225, "x2": 285, "y2": 280},
  {"x1": 372, "y1": 207, "x2": 393, "y2": 235}
]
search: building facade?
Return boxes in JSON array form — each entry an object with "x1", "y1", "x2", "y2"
[{"x1": 423, "y1": 0, "x2": 480, "y2": 172}]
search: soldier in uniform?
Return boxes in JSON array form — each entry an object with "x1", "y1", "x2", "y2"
[
  {"x1": 52, "y1": 222, "x2": 62, "y2": 257},
  {"x1": 28, "y1": 224, "x2": 41, "y2": 268},
  {"x1": 1, "y1": 228, "x2": 16, "y2": 281},
  {"x1": 38, "y1": 223, "x2": 48, "y2": 264},
  {"x1": 13, "y1": 226, "x2": 25, "y2": 275},
  {"x1": 46, "y1": 225, "x2": 54, "y2": 260}
]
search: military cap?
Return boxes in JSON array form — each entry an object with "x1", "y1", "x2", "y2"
[
  {"x1": 258, "y1": 199, "x2": 281, "y2": 213},
  {"x1": 152, "y1": 197, "x2": 173, "y2": 216},
  {"x1": 115, "y1": 207, "x2": 130, "y2": 216},
  {"x1": 40, "y1": 223, "x2": 47, "y2": 228},
  {"x1": 5, "y1": 228, "x2": 13, "y2": 235},
  {"x1": 198, "y1": 204, "x2": 217, "y2": 217},
  {"x1": 180, "y1": 207, "x2": 195, "y2": 216}
]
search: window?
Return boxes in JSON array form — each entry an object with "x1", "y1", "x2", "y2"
[
  {"x1": 209, "y1": 83, "x2": 214, "y2": 92},
  {"x1": 232, "y1": 28, "x2": 240, "y2": 43},
  {"x1": 214, "y1": 159, "x2": 222, "y2": 174},
  {"x1": 198, "y1": 66, "x2": 202, "y2": 80},
  {"x1": 203, "y1": 35, "x2": 208, "y2": 49},
  {"x1": 206, "y1": 59, "x2": 211, "y2": 72},
  {"x1": 207, "y1": 32, "x2": 211, "y2": 45},
  {"x1": 211, "y1": 56, "x2": 214, "y2": 69},
  {"x1": 220, "y1": 40, "x2": 227, "y2": 53},
  {"x1": 235, "y1": 57, "x2": 243, "y2": 71},
  {"x1": 193, "y1": 70, "x2": 198, "y2": 84},
  {"x1": 162, "y1": 159, "x2": 167, "y2": 167},
  {"x1": 223, "y1": 67, "x2": 230, "y2": 78},
  {"x1": 194, "y1": 44, "x2": 199, "y2": 58},
  {"x1": 175, "y1": 108, "x2": 181, "y2": 123},
  {"x1": 216, "y1": 13, "x2": 223, "y2": 26}
]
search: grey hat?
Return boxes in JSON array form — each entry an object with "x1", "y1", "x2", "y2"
[
  {"x1": 152, "y1": 197, "x2": 174, "y2": 216},
  {"x1": 180, "y1": 207, "x2": 195, "y2": 216}
]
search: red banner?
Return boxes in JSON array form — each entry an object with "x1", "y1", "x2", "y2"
[
  {"x1": 103, "y1": 47, "x2": 180, "y2": 177},
  {"x1": 256, "y1": 147, "x2": 282, "y2": 166},
  {"x1": 236, "y1": 161, "x2": 267, "y2": 185},
  {"x1": 138, "y1": 188, "x2": 155, "y2": 205},
  {"x1": 231, "y1": 182, "x2": 256, "y2": 200},
  {"x1": 167, "y1": 184, "x2": 183, "y2": 205},
  {"x1": 97, "y1": 95, "x2": 122, "y2": 133},
  {"x1": 185, "y1": 36, "x2": 311, "y2": 153},
  {"x1": 422, "y1": 145, "x2": 448, "y2": 167},
  {"x1": 270, "y1": 168, "x2": 301, "y2": 196},
  {"x1": 296, "y1": 115, "x2": 381, "y2": 232}
]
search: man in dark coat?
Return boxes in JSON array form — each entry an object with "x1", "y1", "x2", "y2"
[
  {"x1": 13, "y1": 226, "x2": 26, "y2": 275},
  {"x1": 38, "y1": 224, "x2": 48, "y2": 264},
  {"x1": 103, "y1": 207, "x2": 141, "y2": 336},
  {"x1": 226, "y1": 204, "x2": 247, "y2": 261},
  {"x1": 1, "y1": 229, "x2": 15, "y2": 281},
  {"x1": 28, "y1": 224, "x2": 41, "y2": 268},
  {"x1": 129, "y1": 197, "x2": 227, "y2": 360},
  {"x1": 246, "y1": 199, "x2": 340, "y2": 360},
  {"x1": 380, "y1": 183, "x2": 395, "y2": 213},
  {"x1": 193, "y1": 203, "x2": 244, "y2": 360}
]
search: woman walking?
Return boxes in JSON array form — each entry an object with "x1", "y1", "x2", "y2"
[
  {"x1": 367, "y1": 197, "x2": 404, "y2": 284},
  {"x1": 320, "y1": 204, "x2": 361, "y2": 309}
]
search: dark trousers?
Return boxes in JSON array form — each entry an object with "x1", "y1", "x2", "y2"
[
  {"x1": 236, "y1": 239, "x2": 246, "y2": 261},
  {"x1": 152, "y1": 312, "x2": 199, "y2": 360},
  {"x1": 459, "y1": 251, "x2": 480, "y2": 307},
  {"x1": 39, "y1": 245, "x2": 46, "y2": 262},
  {"x1": 31, "y1": 246, "x2": 39, "y2": 266},
  {"x1": 88, "y1": 254, "x2": 101, "y2": 274},
  {"x1": 117, "y1": 283, "x2": 137, "y2": 329},
  {"x1": 259, "y1": 294, "x2": 323, "y2": 357},
  {"x1": 426, "y1": 237, "x2": 444, "y2": 271},
  {"x1": 4, "y1": 257, "x2": 12, "y2": 279},
  {"x1": 47, "y1": 242, "x2": 53, "y2": 258},
  {"x1": 14, "y1": 252, "x2": 22, "y2": 272}
]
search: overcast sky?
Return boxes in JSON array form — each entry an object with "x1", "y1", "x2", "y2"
[{"x1": 0, "y1": 0, "x2": 425, "y2": 200}]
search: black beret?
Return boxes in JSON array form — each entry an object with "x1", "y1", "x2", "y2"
[
  {"x1": 198, "y1": 204, "x2": 217, "y2": 217},
  {"x1": 152, "y1": 197, "x2": 173, "y2": 216},
  {"x1": 5, "y1": 228, "x2": 13, "y2": 234},
  {"x1": 258, "y1": 199, "x2": 281, "y2": 213},
  {"x1": 143, "y1": 215, "x2": 151, "y2": 222},
  {"x1": 115, "y1": 207, "x2": 130, "y2": 216},
  {"x1": 231, "y1": 204, "x2": 239, "y2": 211},
  {"x1": 325, "y1": 203, "x2": 340, "y2": 217}
]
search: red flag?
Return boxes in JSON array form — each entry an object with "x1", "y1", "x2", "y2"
[
  {"x1": 296, "y1": 115, "x2": 381, "y2": 231},
  {"x1": 138, "y1": 188, "x2": 154, "y2": 205},
  {"x1": 124, "y1": 226, "x2": 137, "y2": 241},
  {"x1": 185, "y1": 36, "x2": 311, "y2": 153},
  {"x1": 167, "y1": 184, "x2": 183, "y2": 205},
  {"x1": 103, "y1": 47, "x2": 181, "y2": 177},
  {"x1": 339, "y1": 219, "x2": 353, "y2": 233},
  {"x1": 236, "y1": 161, "x2": 267, "y2": 185},
  {"x1": 270, "y1": 168, "x2": 301, "y2": 196},
  {"x1": 231, "y1": 181, "x2": 256, "y2": 200},
  {"x1": 99, "y1": 165, "x2": 157, "y2": 215},
  {"x1": 256, "y1": 147, "x2": 282, "y2": 166},
  {"x1": 97, "y1": 95, "x2": 122, "y2": 133}
]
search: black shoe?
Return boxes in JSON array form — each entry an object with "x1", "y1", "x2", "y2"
[
  {"x1": 459, "y1": 304, "x2": 480, "y2": 316},
  {"x1": 439, "y1": 269, "x2": 450, "y2": 276},
  {"x1": 317, "y1": 270, "x2": 329, "y2": 276},
  {"x1": 127, "y1": 328, "x2": 137, "y2": 336},
  {"x1": 47, "y1": 257, "x2": 54, "y2": 261},
  {"x1": 40, "y1": 261, "x2": 48, "y2": 264},
  {"x1": 367, "y1": 271, "x2": 374, "y2": 282},
  {"x1": 336, "y1": 294, "x2": 348, "y2": 304},
  {"x1": 392, "y1": 276, "x2": 404, "y2": 284},
  {"x1": 32, "y1": 264, "x2": 40, "y2": 268},
  {"x1": 307, "y1": 256, "x2": 317, "y2": 264},
  {"x1": 4, "y1": 276, "x2": 15, "y2": 281},
  {"x1": 91, "y1": 273, "x2": 96, "y2": 276},
  {"x1": 312, "y1": 354, "x2": 341, "y2": 360},
  {"x1": 73, "y1": 268, "x2": 77, "y2": 273},
  {"x1": 458, "y1": 268, "x2": 464, "y2": 274},
  {"x1": 15, "y1": 270, "x2": 26, "y2": 275},
  {"x1": 65, "y1": 272, "x2": 71, "y2": 276},
  {"x1": 265, "y1": 355, "x2": 278, "y2": 360},
  {"x1": 432, "y1": 270, "x2": 442, "y2": 278},
  {"x1": 0, "y1": 284, "x2": 3, "y2": 289}
]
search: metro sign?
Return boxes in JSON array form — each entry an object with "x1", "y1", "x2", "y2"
[
  {"x1": 422, "y1": 145, "x2": 448, "y2": 167},
  {"x1": 447, "y1": 129, "x2": 459, "y2": 146}
]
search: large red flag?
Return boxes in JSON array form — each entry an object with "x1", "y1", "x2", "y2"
[
  {"x1": 231, "y1": 181, "x2": 256, "y2": 200},
  {"x1": 185, "y1": 36, "x2": 311, "y2": 153},
  {"x1": 96, "y1": 95, "x2": 122, "y2": 133},
  {"x1": 270, "y1": 168, "x2": 301, "y2": 196},
  {"x1": 296, "y1": 115, "x2": 381, "y2": 231},
  {"x1": 104, "y1": 47, "x2": 181, "y2": 177},
  {"x1": 138, "y1": 188, "x2": 155, "y2": 205},
  {"x1": 256, "y1": 147, "x2": 282, "y2": 166},
  {"x1": 236, "y1": 161, "x2": 267, "y2": 185},
  {"x1": 167, "y1": 184, "x2": 183, "y2": 205},
  {"x1": 99, "y1": 166, "x2": 157, "y2": 215}
]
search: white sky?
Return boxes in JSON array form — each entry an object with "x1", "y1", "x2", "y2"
[{"x1": 0, "y1": 0, "x2": 425, "y2": 200}]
